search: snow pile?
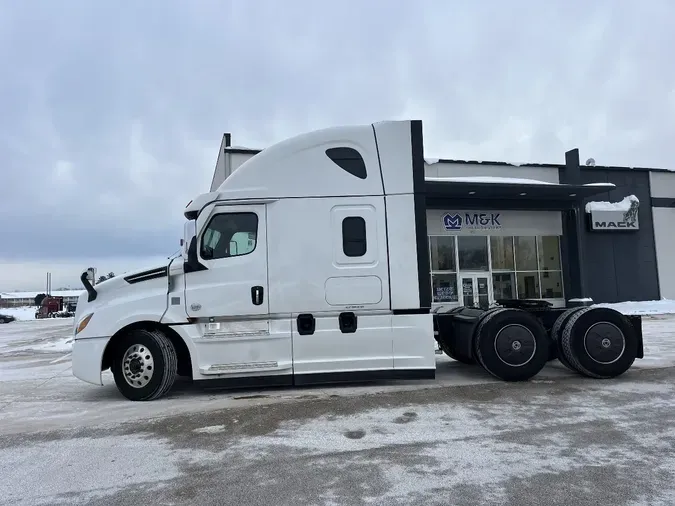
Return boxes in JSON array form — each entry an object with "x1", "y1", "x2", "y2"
[
  {"x1": 30, "y1": 337, "x2": 74, "y2": 353},
  {"x1": 0, "y1": 307, "x2": 37, "y2": 321},
  {"x1": 424, "y1": 158, "x2": 440, "y2": 165},
  {"x1": 593, "y1": 299, "x2": 675, "y2": 316},
  {"x1": 585, "y1": 194, "x2": 639, "y2": 213}
]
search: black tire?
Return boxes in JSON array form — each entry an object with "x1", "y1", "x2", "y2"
[
  {"x1": 560, "y1": 307, "x2": 638, "y2": 379},
  {"x1": 549, "y1": 307, "x2": 586, "y2": 372},
  {"x1": 471, "y1": 307, "x2": 508, "y2": 366},
  {"x1": 438, "y1": 340, "x2": 473, "y2": 365},
  {"x1": 474, "y1": 308, "x2": 549, "y2": 381},
  {"x1": 111, "y1": 328, "x2": 178, "y2": 401},
  {"x1": 472, "y1": 308, "x2": 508, "y2": 370},
  {"x1": 437, "y1": 307, "x2": 504, "y2": 365}
]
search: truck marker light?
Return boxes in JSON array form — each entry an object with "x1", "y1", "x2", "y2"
[{"x1": 76, "y1": 313, "x2": 94, "y2": 335}]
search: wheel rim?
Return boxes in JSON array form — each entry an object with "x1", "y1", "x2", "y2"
[
  {"x1": 494, "y1": 324, "x2": 537, "y2": 367},
  {"x1": 122, "y1": 344, "x2": 155, "y2": 388},
  {"x1": 583, "y1": 322, "x2": 625, "y2": 364}
]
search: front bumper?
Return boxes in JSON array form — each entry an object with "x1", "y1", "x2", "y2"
[{"x1": 72, "y1": 337, "x2": 110, "y2": 386}]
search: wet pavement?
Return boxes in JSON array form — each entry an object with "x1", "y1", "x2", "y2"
[{"x1": 1, "y1": 316, "x2": 675, "y2": 505}]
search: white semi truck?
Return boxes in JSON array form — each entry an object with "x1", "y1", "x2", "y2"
[{"x1": 71, "y1": 119, "x2": 643, "y2": 401}]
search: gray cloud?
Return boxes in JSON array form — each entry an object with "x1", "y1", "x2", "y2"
[{"x1": 1, "y1": 0, "x2": 674, "y2": 289}]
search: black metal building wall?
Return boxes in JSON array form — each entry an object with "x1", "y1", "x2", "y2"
[{"x1": 559, "y1": 158, "x2": 660, "y2": 303}]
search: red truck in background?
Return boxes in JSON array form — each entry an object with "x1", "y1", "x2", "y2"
[{"x1": 35, "y1": 296, "x2": 75, "y2": 319}]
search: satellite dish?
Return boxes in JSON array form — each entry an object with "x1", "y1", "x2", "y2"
[{"x1": 586, "y1": 158, "x2": 596, "y2": 166}]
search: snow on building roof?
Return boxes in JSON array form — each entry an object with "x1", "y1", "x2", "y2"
[
  {"x1": 225, "y1": 145, "x2": 258, "y2": 151},
  {"x1": 426, "y1": 176, "x2": 557, "y2": 185},
  {"x1": 0, "y1": 290, "x2": 82, "y2": 299},
  {"x1": 585, "y1": 195, "x2": 640, "y2": 213},
  {"x1": 426, "y1": 176, "x2": 617, "y2": 188}
]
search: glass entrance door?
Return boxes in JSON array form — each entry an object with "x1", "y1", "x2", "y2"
[{"x1": 460, "y1": 274, "x2": 492, "y2": 309}]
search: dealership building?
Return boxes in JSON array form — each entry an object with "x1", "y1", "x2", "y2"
[{"x1": 210, "y1": 132, "x2": 675, "y2": 308}]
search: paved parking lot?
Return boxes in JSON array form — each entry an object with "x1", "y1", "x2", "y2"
[{"x1": 1, "y1": 316, "x2": 675, "y2": 505}]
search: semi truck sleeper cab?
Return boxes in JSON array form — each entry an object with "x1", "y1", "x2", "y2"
[{"x1": 70, "y1": 119, "x2": 643, "y2": 401}]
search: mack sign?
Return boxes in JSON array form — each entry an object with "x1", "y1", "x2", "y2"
[
  {"x1": 589, "y1": 209, "x2": 640, "y2": 230},
  {"x1": 588, "y1": 198, "x2": 640, "y2": 231},
  {"x1": 443, "y1": 212, "x2": 502, "y2": 231}
]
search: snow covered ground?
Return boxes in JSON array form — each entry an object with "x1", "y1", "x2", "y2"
[
  {"x1": 0, "y1": 302, "x2": 674, "y2": 428},
  {"x1": 1, "y1": 306, "x2": 41, "y2": 321},
  {"x1": 0, "y1": 307, "x2": 73, "y2": 359},
  {"x1": 1, "y1": 302, "x2": 675, "y2": 505},
  {"x1": 1, "y1": 298, "x2": 673, "y2": 356},
  {"x1": 594, "y1": 298, "x2": 675, "y2": 315}
]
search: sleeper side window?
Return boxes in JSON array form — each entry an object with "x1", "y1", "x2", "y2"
[
  {"x1": 342, "y1": 216, "x2": 367, "y2": 257},
  {"x1": 325, "y1": 147, "x2": 367, "y2": 179},
  {"x1": 201, "y1": 212, "x2": 258, "y2": 260}
]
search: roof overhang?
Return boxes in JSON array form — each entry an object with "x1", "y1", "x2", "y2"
[{"x1": 425, "y1": 179, "x2": 615, "y2": 211}]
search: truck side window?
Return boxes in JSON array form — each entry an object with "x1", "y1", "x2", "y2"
[
  {"x1": 201, "y1": 212, "x2": 258, "y2": 260},
  {"x1": 325, "y1": 147, "x2": 367, "y2": 179},
  {"x1": 342, "y1": 216, "x2": 367, "y2": 257}
]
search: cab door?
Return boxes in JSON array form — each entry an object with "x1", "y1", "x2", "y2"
[
  {"x1": 184, "y1": 203, "x2": 292, "y2": 378},
  {"x1": 185, "y1": 204, "x2": 269, "y2": 318}
]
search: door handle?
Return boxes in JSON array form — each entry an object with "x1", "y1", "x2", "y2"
[{"x1": 251, "y1": 286, "x2": 264, "y2": 306}]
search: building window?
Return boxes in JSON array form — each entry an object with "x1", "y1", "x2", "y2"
[
  {"x1": 512, "y1": 235, "x2": 564, "y2": 300},
  {"x1": 201, "y1": 212, "x2": 258, "y2": 260},
  {"x1": 490, "y1": 236, "x2": 516, "y2": 300},
  {"x1": 516, "y1": 272, "x2": 541, "y2": 299},
  {"x1": 432, "y1": 273, "x2": 458, "y2": 303},
  {"x1": 430, "y1": 236, "x2": 456, "y2": 271},
  {"x1": 513, "y1": 236, "x2": 539, "y2": 299},
  {"x1": 342, "y1": 216, "x2": 367, "y2": 257},
  {"x1": 537, "y1": 236, "x2": 564, "y2": 298},
  {"x1": 514, "y1": 236, "x2": 538, "y2": 271},
  {"x1": 457, "y1": 236, "x2": 488, "y2": 271},
  {"x1": 429, "y1": 236, "x2": 458, "y2": 303},
  {"x1": 427, "y1": 233, "x2": 564, "y2": 305},
  {"x1": 493, "y1": 272, "x2": 516, "y2": 300},
  {"x1": 490, "y1": 236, "x2": 515, "y2": 271}
]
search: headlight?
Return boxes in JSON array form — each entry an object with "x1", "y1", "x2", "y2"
[{"x1": 75, "y1": 313, "x2": 94, "y2": 335}]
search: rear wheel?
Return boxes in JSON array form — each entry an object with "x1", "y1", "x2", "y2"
[
  {"x1": 472, "y1": 308, "x2": 506, "y2": 370},
  {"x1": 474, "y1": 309, "x2": 549, "y2": 381},
  {"x1": 560, "y1": 307, "x2": 638, "y2": 379},
  {"x1": 111, "y1": 328, "x2": 178, "y2": 401},
  {"x1": 549, "y1": 307, "x2": 585, "y2": 372}
]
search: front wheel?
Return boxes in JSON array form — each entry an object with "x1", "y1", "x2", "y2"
[{"x1": 111, "y1": 328, "x2": 178, "y2": 401}]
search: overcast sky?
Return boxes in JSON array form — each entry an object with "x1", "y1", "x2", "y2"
[{"x1": 1, "y1": 0, "x2": 673, "y2": 291}]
